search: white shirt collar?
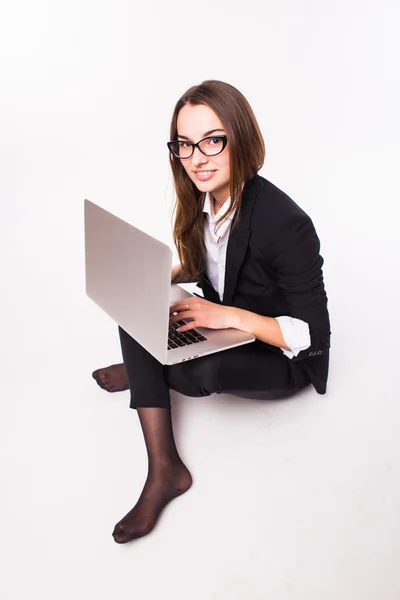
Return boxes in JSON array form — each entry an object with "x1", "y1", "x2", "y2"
[{"x1": 203, "y1": 192, "x2": 235, "y2": 223}]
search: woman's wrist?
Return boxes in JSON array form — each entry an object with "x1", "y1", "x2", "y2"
[{"x1": 227, "y1": 306, "x2": 243, "y2": 329}]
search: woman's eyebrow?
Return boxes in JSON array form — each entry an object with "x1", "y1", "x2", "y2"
[{"x1": 177, "y1": 128, "x2": 225, "y2": 140}]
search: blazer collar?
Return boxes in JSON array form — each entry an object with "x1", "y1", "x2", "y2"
[{"x1": 200, "y1": 174, "x2": 262, "y2": 305}]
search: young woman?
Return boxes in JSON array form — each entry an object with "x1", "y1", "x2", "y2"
[{"x1": 92, "y1": 80, "x2": 331, "y2": 544}]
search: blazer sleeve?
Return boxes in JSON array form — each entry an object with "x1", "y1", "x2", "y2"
[{"x1": 269, "y1": 214, "x2": 331, "y2": 362}]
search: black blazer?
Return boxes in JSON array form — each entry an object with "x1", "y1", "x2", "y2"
[{"x1": 198, "y1": 173, "x2": 331, "y2": 395}]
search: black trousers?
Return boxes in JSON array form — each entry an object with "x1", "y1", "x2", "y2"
[{"x1": 118, "y1": 326, "x2": 311, "y2": 409}]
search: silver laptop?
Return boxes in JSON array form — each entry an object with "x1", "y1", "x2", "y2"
[{"x1": 84, "y1": 199, "x2": 255, "y2": 365}]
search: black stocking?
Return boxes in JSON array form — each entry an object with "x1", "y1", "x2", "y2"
[{"x1": 112, "y1": 407, "x2": 192, "y2": 543}]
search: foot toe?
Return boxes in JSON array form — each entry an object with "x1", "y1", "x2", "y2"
[
  {"x1": 112, "y1": 519, "x2": 153, "y2": 543},
  {"x1": 112, "y1": 525, "x2": 130, "y2": 544},
  {"x1": 100, "y1": 382, "x2": 114, "y2": 392}
]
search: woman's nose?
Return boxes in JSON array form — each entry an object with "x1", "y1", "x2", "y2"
[{"x1": 191, "y1": 145, "x2": 208, "y2": 166}]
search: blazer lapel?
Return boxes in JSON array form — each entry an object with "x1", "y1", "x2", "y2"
[
  {"x1": 222, "y1": 175, "x2": 261, "y2": 305},
  {"x1": 198, "y1": 175, "x2": 261, "y2": 305}
]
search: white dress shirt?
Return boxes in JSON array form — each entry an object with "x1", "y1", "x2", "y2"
[{"x1": 203, "y1": 192, "x2": 311, "y2": 359}]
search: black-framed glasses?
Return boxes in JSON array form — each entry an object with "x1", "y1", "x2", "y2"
[{"x1": 167, "y1": 135, "x2": 227, "y2": 159}]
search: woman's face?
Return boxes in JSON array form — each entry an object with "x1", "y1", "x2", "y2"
[{"x1": 176, "y1": 103, "x2": 230, "y2": 205}]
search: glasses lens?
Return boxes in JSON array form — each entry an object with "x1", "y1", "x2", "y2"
[
  {"x1": 169, "y1": 141, "x2": 193, "y2": 158},
  {"x1": 199, "y1": 137, "x2": 225, "y2": 156}
]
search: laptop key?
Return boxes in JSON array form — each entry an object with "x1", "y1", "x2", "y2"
[{"x1": 168, "y1": 320, "x2": 208, "y2": 350}]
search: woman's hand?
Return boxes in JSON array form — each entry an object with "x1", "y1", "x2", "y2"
[
  {"x1": 171, "y1": 264, "x2": 184, "y2": 283},
  {"x1": 171, "y1": 264, "x2": 197, "y2": 284},
  {"x1": 169, "y1": 296, "x2": 237, "y2": 332}
]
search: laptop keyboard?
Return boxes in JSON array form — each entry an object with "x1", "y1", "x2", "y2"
[{"x1": 168, "y1": 320, "x2": 207, "y2": 350}]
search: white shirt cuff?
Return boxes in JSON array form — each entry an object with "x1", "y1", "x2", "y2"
[{"x1": 275, "y1": 316, "x2": 311, "y2": 360}]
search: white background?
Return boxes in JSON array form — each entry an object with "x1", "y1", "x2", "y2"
[{"x1": 1, "y1": 0, "x2": 399, "y2": 598}]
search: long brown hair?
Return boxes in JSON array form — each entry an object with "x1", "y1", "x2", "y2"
[{"x1": 169, "y1": 80, "x2": 265, "y2": 282}]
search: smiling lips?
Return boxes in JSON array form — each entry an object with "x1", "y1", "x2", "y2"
[{"x1": 194, "y1": 170, "x2": 216, "y2": 181}]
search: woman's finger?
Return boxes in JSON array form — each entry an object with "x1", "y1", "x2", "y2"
[
  {"x1": 170, "y1": 300, "x2": 195, "y2": 314},
  {"x1": 176, "y1": 320, "x2": 199, "y2": 332}
]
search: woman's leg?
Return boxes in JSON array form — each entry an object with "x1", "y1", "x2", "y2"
[
  {"x1": 165, "y1": 342, "x2": 311, "y2": 400},
  {"x1": 111, "y1": 327, "x2": 309, "y2": 543},
  {"x1": 112, "y1": 407, "x2": 192, "y2": 543},
  {"x1": 112, "y1": 327, "x2": 192, "y2": 544},
  {"x1": 215, "y1": 342, "x2": 311, "y2": 398}
]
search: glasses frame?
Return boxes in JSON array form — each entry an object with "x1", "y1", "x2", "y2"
[{"x1": 167, "y1": 135, "x2": 228, "y2": 159}]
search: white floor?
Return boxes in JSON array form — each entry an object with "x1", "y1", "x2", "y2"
[{"x1": 2, "y1": 273, "x2": 400, "y2": 599}]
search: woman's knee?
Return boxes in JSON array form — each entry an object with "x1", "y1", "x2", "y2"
[{"x1": 166, "y1": 356, "x2": 219, "y2": 397}]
